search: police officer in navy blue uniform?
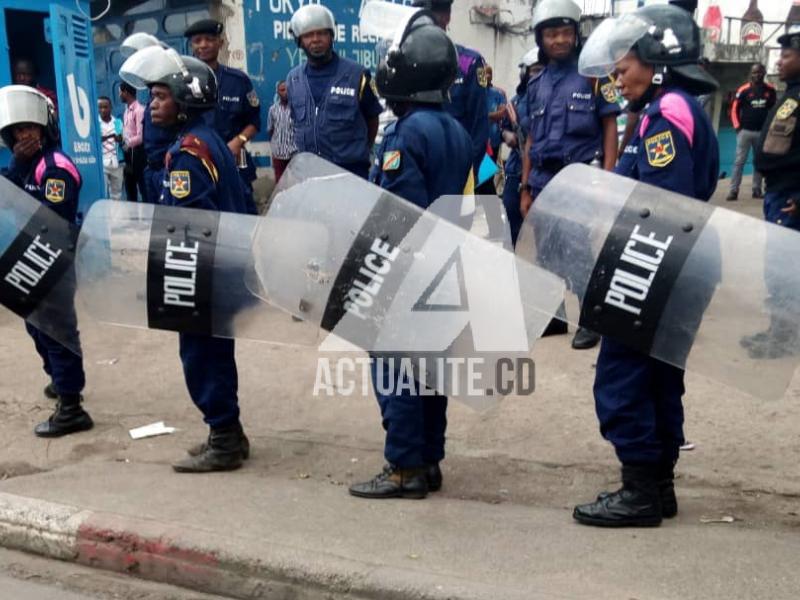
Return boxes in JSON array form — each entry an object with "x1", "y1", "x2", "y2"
[
  {"x1": 572, "y1": 5, "x2": 720, "y2": 527},
  {"x1": 123, "y1": 49, "x2": 252, "y2": 472},
  {"x1": 142, "y1": 103, "x2": 175, "y2": 203},
  {"x1": 520, "y1": 0, "x2": 621, "y2": 350},
  {"x1": 348, "y1": 11, "x2": 473, "y2": 500},
  {"x1": 185, "y1": 19, "x2": 260, "y2": 212},
  {"x1": 286, "y1": 5, "x2": 383, "y2": 180},
  {"x1": 0, "y1": 85, "x2": 93, "y2": 438},
  {"x1": 501, "y1": 48, "x2": 543, "y2": 245},
  {"x1": 743, "y1": 26, "x2": 800, "y2": 359},
  {"x1": 412, "y1": 0, "x2": 489, "y2": 177}
]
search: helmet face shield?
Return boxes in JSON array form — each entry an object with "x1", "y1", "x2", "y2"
[
  {"x1": 578, "y1": 13, "x2": 651, "y2": 78},
  {"x1": 0, "y1": 85, "x2": 50, "y2": 147},
  {"x1": 119, "y1": 46, "x2": 188, "y2": 90},
  {"x1": 120, "y1": 32, "x2": 163, "y2": 58}
]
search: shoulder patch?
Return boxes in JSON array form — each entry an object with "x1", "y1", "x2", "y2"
[
  {"x1": 170, "y1": 171, "x2": 191, "y2": 199},
  {"x1": 370, "y1": 78, "x2": 378, "y2": 97},
  {"x1": 247, "y1": 89, "x2": 260, "y2": 107},
  {"x1": 44, "y1": 178, "x2": 66, "y2": 203},
  {"x1": 600, "y1": 81, "x2": 618, "y2": 103},
  {"x1": 382, "y1": 150, "x2": 401, "y2": 171},
  {"x1": 776, "y1": 98, "x2": 799, "y2": 120},
  {"x1": 476, "y1": 66, "x2": 488, "y2": 88},
  {"x1": 645, "y1": 131, "x2": 676, "y2": 168}
]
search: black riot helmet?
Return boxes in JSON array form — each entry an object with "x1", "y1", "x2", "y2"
[
  {"x1": 376, "y1": 10, "x2": 458, "y2": 105},
  {"x1": 120, "y1": 46, "x2": 218, "y2": 116},
  {"x1": 632, "y1": 4, "x2": 717, "y2": 95}
]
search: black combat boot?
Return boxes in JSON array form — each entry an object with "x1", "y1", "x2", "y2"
[
  {"x1": 34, "y1": 394, "x2": 94, "y2": 438},
  {"x1": 187, "y1": 429, "x2": 250, "y2": 460},
  {"x1": 172, "y1": 423, "x2": 247, "y2": 473},
  {"x1": 571, "y1": 327, "x2": 600, "y2": 350},
  {"x1": 594, "y1": 462, "x2": 677, "y2": 518},
  {"x1": 43, "y1": 382, "x2": 58, "y2": 400},
  {"x1": 349, "y1": 464, "x2": 428, "y2": 499},
  {"x1": 427, "y1": 463, "x2": 443, "y2": 492},
  {"x1": 573, "y1": 465, "x2": 662, "y2": 527}
]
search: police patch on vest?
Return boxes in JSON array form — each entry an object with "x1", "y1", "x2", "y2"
[
  {"x1": 247, "y1": 89, "x2": 260, "y2": 107},
  {"x1": 170, "y1": 171, "x2": 191, "y2": 199},
  {"x1": 476, "y1": 67, "x2": 488, "y2": 88},
  {"x1": 44, "y1": 179, "x2": 65, "y2": 203},
  {"x1": 600, "y1": 82, "x2": 618, "y2": 104},
  {"x1": 776, "y1": 98, "x2": 798, "y2": 120},
  {"x1": 645, "y1": 131, "x2": 676, "y2": 168},
  {"x1": 382, "y1": 151, "x2": 401, "y2": 171}
]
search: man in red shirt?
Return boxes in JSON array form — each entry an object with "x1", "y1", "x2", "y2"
[{"x1": 727, "y1": 63, "x2": 776, "y2": 200}]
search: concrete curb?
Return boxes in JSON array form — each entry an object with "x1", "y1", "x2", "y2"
[{"x1": 0, "y1": 491, "x2": 525, "y2": 600}]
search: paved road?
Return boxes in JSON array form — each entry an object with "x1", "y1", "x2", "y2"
[{"x1": 0, "y1": 574, "x2": 88, "y2": 600}]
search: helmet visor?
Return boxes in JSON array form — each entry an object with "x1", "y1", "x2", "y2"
[
  {"x1": 120, "y1": 32, "x2": 163, "y2": 57},
  {"x1": 0, "y1": 85, "x2": 49, "y2": 140},
  {"x1": 578, "y1": 13, "x2": 652, "y2": 77},
  {"x1": 119, "y1": 46, "x2": 188, "y2": 90}
]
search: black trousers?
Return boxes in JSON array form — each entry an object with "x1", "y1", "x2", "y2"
[{"x1": 123, "y1": 146, "x2": 147, "y2": 202}]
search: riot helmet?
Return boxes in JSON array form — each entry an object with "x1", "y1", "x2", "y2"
[
  {"x1": 376, "y1": 10, "x2": 458, "y2": 105},
  {"x1": 120, "y1": 32, "x2": 164, "y2": 57},
  {"x1": 0, "y1": 85, "x2": 59, "y2": 149},
  {"x1": 120, "y1": 45, "x2": 218, "y2": 116},
  {"x1": 290, "y1": 4, "x2": 336, "y2": 44},
  {"x1": 579, "y1": 4, "x2": 717, "y2": 108},
  {"x1": 532, "y1": 0, "x2": 581, "y2": 33}
]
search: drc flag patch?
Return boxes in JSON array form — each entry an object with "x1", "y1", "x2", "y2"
[
  {"x1": 44, "y1": 179, "x2": 66, "y2": 203},
  {"x1": 645, "y1": 131, "x2": 676, "y2": 168},
  {"x1": 382, "y1": 150, "x2": 401, "y2": 171},
  {"x1": 170, "y1": 171, "x2": 191, "y2": 199}
]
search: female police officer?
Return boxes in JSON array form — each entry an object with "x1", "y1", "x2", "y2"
[
  {"x1": 120, "y1": 46, "x2": 251, "y2": 472},
  {"x1": 0, "y1": 85, "x2": 93, "y2": 437},
  {"x1": 348, "y1": 10, "x2": 473, "y2": 499},
  {"x1": 572, "y1": 4, "x2": 719, "y2": 527},
  {"x1": 520, "y1": 0, "x2": 621, "y2": 350}
]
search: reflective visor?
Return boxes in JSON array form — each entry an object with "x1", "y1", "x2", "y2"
[{"x1": 578, "y1": 13, "x2": 652, "y2": 78}]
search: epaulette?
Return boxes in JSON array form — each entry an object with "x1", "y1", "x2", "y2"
[{"x1": 179, "y1": 134, "x2": 219, "y2": 183}]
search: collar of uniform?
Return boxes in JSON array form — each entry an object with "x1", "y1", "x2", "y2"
[{"x1": 306, "y1": 51, "x2": 339, "y2": 72}]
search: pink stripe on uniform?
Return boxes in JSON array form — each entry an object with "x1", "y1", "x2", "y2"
[
  {"x1": 35, "y1": 152, "x2": 82, "y2": 187},
  {"x1": 639, "y1": 92, "x2": 695, "y2": 147}
]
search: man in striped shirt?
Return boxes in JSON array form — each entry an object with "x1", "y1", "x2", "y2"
[{"x1": 267, "y1": 80, "x2": 297, "y2": 183}]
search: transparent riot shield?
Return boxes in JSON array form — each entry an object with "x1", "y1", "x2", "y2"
[
  {"x1": 251, "y1": 154, "x2": 565, "y2": 408},
  {"x1": 0, "y1": 176, "x2": 82, "y2": 355},
  {"x1": 76, "y1": 200, "x2": 318, "y2": 345},
  {"x1": 517, "y1": 163, "x2": 800, "y2": 400}
]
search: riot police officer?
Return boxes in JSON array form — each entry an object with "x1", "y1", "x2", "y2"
[
  {"x1": 501, "y1": 48, "x2": 543, "y2": 245},
  {"x1": 0, "y1": 85, "x2": 93, "y2": 437},
  {"x1": 572, "y1": 5, "x2": 719, "y2": 527},
  {"x1": 743, "y1": 25, "x2": 800, "y2": 359},
  {"x1": 412, "y1": 0, "x2": 489, "y2": 177},
  {"x1": 520, "y1": 0, "x2": 621, "y2": 350},
  {"x1": 121, "y1": 48, "x2": 251, "y2": 472},
  {"x1": 348, "y1": 11, "x2": 473, "y2": 499},
  {"x1": 286, "y1": 4, "x2": 383, "y2": 180},
  {"x1": 185, "y1": 19, "x2": 260, "y2": 212}
]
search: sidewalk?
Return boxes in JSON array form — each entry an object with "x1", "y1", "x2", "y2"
[{"x1": 0, "y1": 175, "x2": 798, "y2": 599}]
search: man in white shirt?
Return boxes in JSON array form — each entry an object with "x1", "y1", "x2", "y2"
[{"x1": 98, "y1": 96, "x2": 123, "y2": 200}]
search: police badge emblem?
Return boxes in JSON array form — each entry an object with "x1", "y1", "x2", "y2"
[
  {"x1": 44, "y1": 179, "x2": 66, "y2": 203},
  {"x1": 776, "y1": 98, "x2": 798, "y2": 120},
  {"x1": 600, "y1": 81, "x2": 618, "y2": 104},
  {"x1": 645, "y1": 131, "x2": 676, "y2": 168},
  {"x1": 170, "y1": 171, "x2": 191, "y2": 199},
  {"x1": 247, "y1": 89, "x2": 260, "y2": 107}
]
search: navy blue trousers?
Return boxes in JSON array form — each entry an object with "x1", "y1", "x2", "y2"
[
  {"x1": 371, "y1": 359, "x2": 447, "y2": 468},
  {"x1": 594, "y1": 338, "x2": 685, "y2": 465},
  {"x1": 502, "y1": 172, "x2": 523, "y2": 246},
  {"x1": 26, "y1": 323, "x2": 85, "y2": 396},
  {"x1": 178, "y1": 334, "x2": 240, "y2": 428}
]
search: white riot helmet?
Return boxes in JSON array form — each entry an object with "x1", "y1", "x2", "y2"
[
  {"x1": 532, "y1": 0, "x2": 581, "y2": 32},
  {"x1": 290, "y1": 4, "x2": 336, "y2": 45},
  {"x1": 120, "y1": 32, "x2": 164, "y2": 57},
  {"x1": 0, "y1": 85, "x2": 58, "y2": 148},
  {"x1": 519, "y1": 46, "x2": 540, "y2": 69}
]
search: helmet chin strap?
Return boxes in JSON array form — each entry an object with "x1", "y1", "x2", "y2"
[{"x1": 628, "y1": 65, "x2": 667, "y2": 113}]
